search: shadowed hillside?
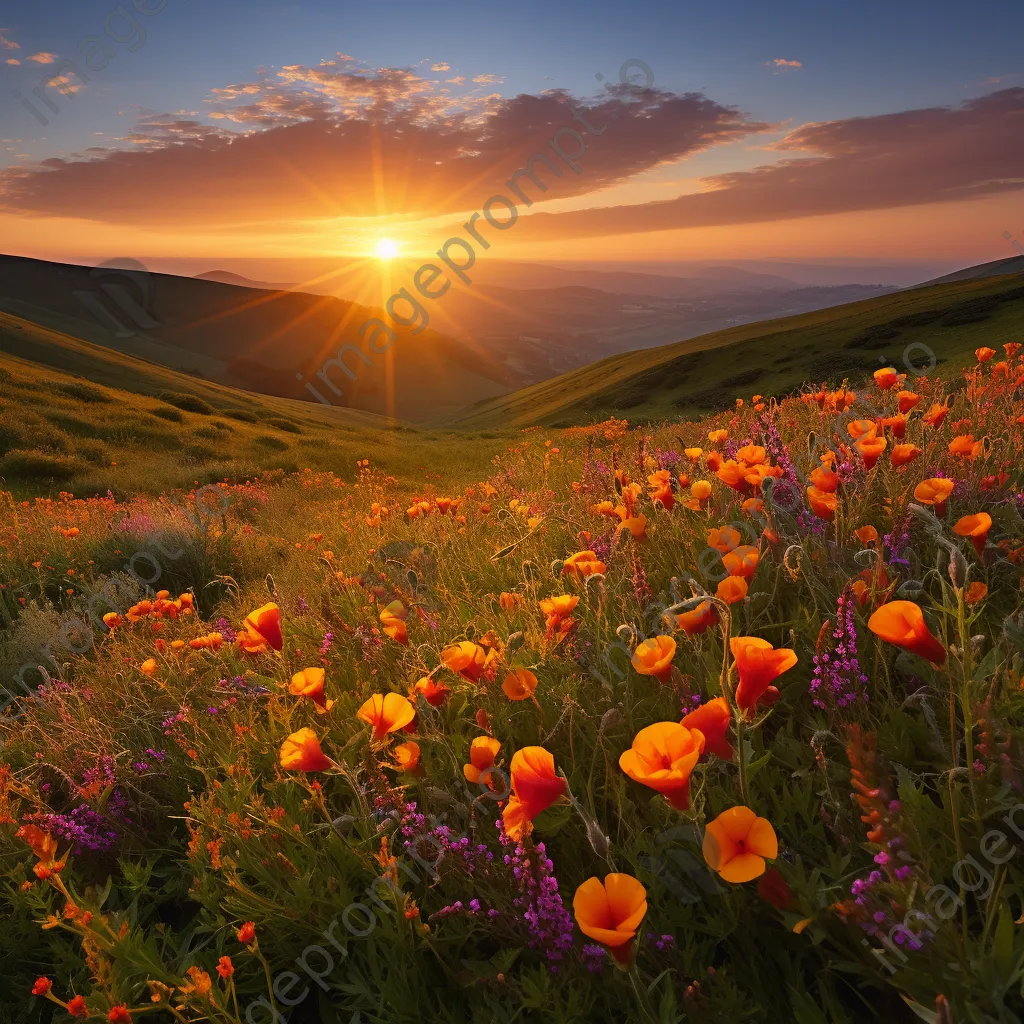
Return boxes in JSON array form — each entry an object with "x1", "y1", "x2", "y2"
[
  {"x1": 0, "y1": 255, "x2": 519, "y2": 423},
  {"x1": 446, "y1": 272, "x2": 1024, "y2": 428}
]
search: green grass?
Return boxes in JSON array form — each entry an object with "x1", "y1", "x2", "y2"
[
  {"x1": 444, "y1": 273, "x2": 1024, "y2": 428},
  {"x1": 0, "y1": 310, "x2": 515, "y2": 499}
]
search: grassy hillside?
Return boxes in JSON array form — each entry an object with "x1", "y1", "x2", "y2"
[
  {"x1": 446, "y1": 272, "x2": 1024, "y2": 428},
  {"x1": 0, "y1": 309, "x2": 511, "y2": 499},
  {"x1": 0, "y1": 255, "x2": 518, "y2": 423}
]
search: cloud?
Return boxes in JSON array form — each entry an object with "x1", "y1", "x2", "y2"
[
  {"x1": 472, "y1": 74, "x2": 504, "y2": 85},
  {"x1": 766, "y1": 58, "x2": 802, "y2": 71},
  {"x1": 28, "y1": 52, "x2": 57, "y2": 64},
  {"x1": 446, "y1": 76, "x2": 466, "y2": 85},
  {"x1": 431, "y1": 62, "x2": 450, "y2": 72},
  {"x1": 0, "y1": 30, "x2": 18, "y2": 50},
  {"x1": 509, "y1": 88, "x2": 1024, "y2": 240},
  {"x1": 0, "y1": 72, "x2": 764, "y2": 227},
  {"x1": 6, "y1": 58, "x2": 19, "y2": 65}
]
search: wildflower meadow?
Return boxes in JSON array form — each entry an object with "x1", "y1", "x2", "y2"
[{"x1": 2, "y1": 348, "x2": 1024, "y2": 1024}]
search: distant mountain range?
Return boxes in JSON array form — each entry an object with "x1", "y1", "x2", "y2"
[{"x1": 0, "y1": 252, "x2": 1016, "y2": 424}]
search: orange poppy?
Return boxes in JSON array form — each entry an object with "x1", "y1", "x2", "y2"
[
  {"x1": 140, "y1": 658, "x2": 157, "y2": 677},
  {"x1": 855, "y1": 434, "x2": 887, "y2": 469},
  {"x1": 680, "y1": 696, "x2": 732, "y2": 760},
  {"x1": 242, "y1": 603, "x2": 283, "y2": 652},
  {"x1": 357, "y1": 693, "x2": 416, "y2": 739},
  {"x1": 948, "y1": 435, "x2": 983, "y2": 460},
  {"x1": 922, "y1": 403, "x2": 949, "y2": 429},
  {"x1": 617, "y1": 514, "x2": 647, "y2": 540},
  {"x1": 499, "y1": 591, "x2": 526, "y2": 612},
  {"x1": 976, "y1": 346, "x2": 996, "y2": 362},
  {"x1": 708, "y1": 428, "x2": 728, "y2": 443},
  {"x1": 722, "y1": 545, "x2": 759, "y2": 579},
  {"x1": 393, "y1": 741, "x2": 422, "y2": 775},
  {"x1": 867, "y1": 601, "x2": 946, "y2": 664},
  {"x1": 873, "y1": 367, "x2": 898, "y2": 390},
  {"x1": 847, "y1": 419, "x2": 878, "y2": 440},
  {"x1": 379, "y1": 601, "x2": 409, "y2": 645},
  {"x1": 705, "y1": 451, "x2": 723, "y2": 473},
  {"x1": 716, "y1": 460, "x2": 751, "y2": 493},
  {"x1": 279, "y1": 728, "x2": 334, "y2": 772},
  {"x1": 806, "y1": 486, "x2": 838, "y2": 521},
  {"x1": 684, "y1": 447, "x2": 704, "y2": 462},
  {"x1": 674, "y1": 599, "x2": 719, "y2": 635},
  {"x1": 502, "y1": 747, "x2": 566, "y2": 838},
  {"x1": 896, "y1": 390, "x2": 921, "y2": 414},
  {"x1": 289, "y1": 667, "x2": 334, "y2": 714},
  {"x1": 702, "y1": 806, "x2": 778, "y2": 882},
  {"x1": 563, "y1": 550, "x2": 607, "y2": 579},
  {"x1": 464, "y1": 736, "x2": 502, "y2": 785},
  {"x1": 717, "y1": 576, "x2": 748, "y2": 604},
  {"x1": 965, "y1": 582, "x2": 988, "y2": 605},
  {"x1": 914, "y1": 478, "x2": 954, "y2": 513},
  {"x1": 708, "y1": 526, "x2": 742, "y2": 553},
  {"x1": 502, "y1": 668, "x2": 539, "y2": 701},
  {"x1": 854, "y1": 525, "x2": 878, "y2": 545},
  {"x1": 953, "y1": 512, "x2": 992, "y2": 555},
  {"x1": 631, "y1": 635, "x2": 677, "y2": 682},
  {"x1": 808, "y1": 466, "x2": 839, "y2": 493},
  {"x1": 442, "y1": 640, "x2": 497, "y2": 682},
  {"x1": 736, "y1": 444, "x2": 766, "y2": 465},
  {"x1": 890, "y1": 443, "x2": 922, "y2": 467},
  {"x1": 730, "y1": 637, "x2": 798, "y2": 713},
  {"x1": 573, "y1": 874, "x2": 648, "y2": 961},
  {"x1": 409, "y1": 675, "x2": 451, "y2": 707},
  {"x1": 618, "y1": 722, "x2": 705, "y2": 810},
  {"x1": 880, "y1": 415, "x2": 907, "y2": 440}
]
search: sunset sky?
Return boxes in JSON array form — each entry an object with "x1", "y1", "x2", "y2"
[{"x1": 1, "y1": 0, "x2": 1023, "y2": 268}]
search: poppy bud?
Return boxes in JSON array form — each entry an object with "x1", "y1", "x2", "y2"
[
  {"x1": 947, "y1": 545, "x2": 967, "y2": 589},
  {"x1": 475, "y1": 708, "x2": 490, "y2": 730}
]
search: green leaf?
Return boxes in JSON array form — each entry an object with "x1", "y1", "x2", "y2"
[{"x1": 993, "y1": 902, "x2": 1015, "y2": 980}]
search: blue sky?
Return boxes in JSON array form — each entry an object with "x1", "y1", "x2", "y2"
[{"x1": 3, "y1": 0, "x2": 1020, "y2": 162}]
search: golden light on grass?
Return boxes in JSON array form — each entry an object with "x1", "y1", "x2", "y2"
[{"x1": 375, "y1": 237, "x2": 399, "y2": 259}]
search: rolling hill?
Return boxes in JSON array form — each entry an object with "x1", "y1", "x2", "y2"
[
  {"x1": 0, "y1": 308, "x2": 511, "y2": 499},
  {"x1": 0, "y1": 255, "x2": 520, "y2": 423},
  {"x1": 445, "y1": 271, "x2": 1024, "y2": 428}
]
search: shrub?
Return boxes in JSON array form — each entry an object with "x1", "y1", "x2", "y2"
[
  {"x1": 223, "y1": 408, "x2": 259, "y2": 423},
  {"x1": 0, "y1": 449, "x2": 83, "y2": 481},
  {"x1": 155, "y1": 392, "x2": 214, "y2": 415},
  {"x1": 252, "y1": 435, "x2": 289, "y2": 451},
  {"x1": 181, "y1": 443, "x2": 216, "y2": 465},
  {"x1": 267, "y1": 417, "x2": 303, "y2": 434},
  {"x1": 152, "y1": 406, "x2": 185, "y2": 423},
  {"x1": 52, "y1": 380, "x2": 112, "y2": 403}
]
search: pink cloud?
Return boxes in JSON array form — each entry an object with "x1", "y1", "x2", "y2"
[
  {"x1": 511, "y1": 88, "x2": 1024, "y2": 240},
  {"x1": 28, "y1": 51, "x2": 57, "y2": 64},
  {"x1": 0, "y1": 30, "x2": 19, "y2": 50},
  {"x1": 0, "y1": 74, "x2": 764, "y2": 227}
]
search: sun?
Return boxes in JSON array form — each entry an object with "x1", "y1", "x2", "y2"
[{"x1": 375, "y1": 238, "x2": 399, "y2": 260}]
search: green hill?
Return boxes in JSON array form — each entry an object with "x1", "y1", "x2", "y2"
[
  {"x1": 0, "y1": 255, "x2": 519, "y2": 423},
  {"x1": 0, "y1": 309, "x2": 510, "y2": 499},
  {"x1": 445, "y1": 272, "x2": 1024, "y2": 428}
]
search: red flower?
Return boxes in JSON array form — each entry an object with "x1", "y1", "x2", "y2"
[
  {"x1": 216, "y1": 955, "x2": 235, "y2": 979},
  {"x1": 67, "y1": 995, "x2": 88, "y2": 1017},
  {"x1": 237, "y1": 921, "x2": 256, "y2": 944},
  {"x1": 32, "y1": 978, "x2": 52, "y2": 996},
  {"x1": 108, "y1": 1007, "x2": 132, "y2": 1024}
]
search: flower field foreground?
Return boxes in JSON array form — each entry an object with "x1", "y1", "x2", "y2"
[{"x1": 2, "y1": 350, "x2": 1024, "y2": 1023}]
